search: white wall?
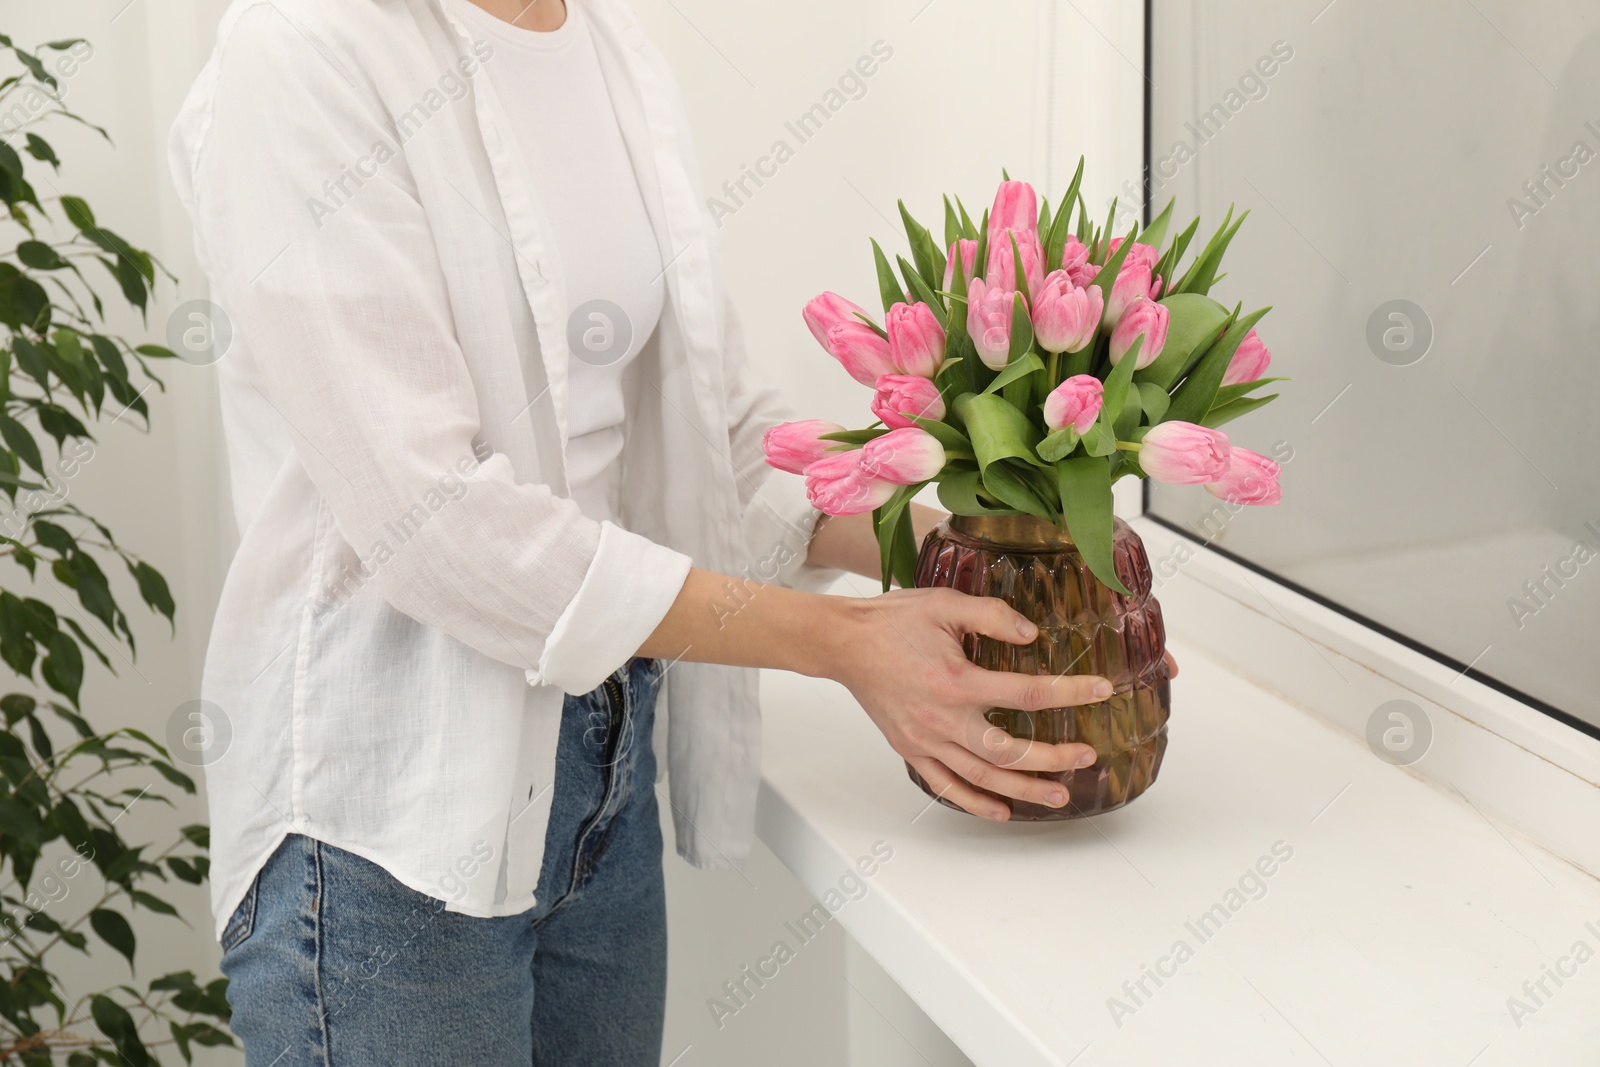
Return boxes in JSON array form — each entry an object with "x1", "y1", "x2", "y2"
[{"x1": 17, "y1": 0, "x2": 1141, "y2": 1063}]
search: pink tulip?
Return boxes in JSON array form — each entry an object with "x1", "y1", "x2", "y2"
[
  {"x1": 886, "y1": 301, "x2": 945, "y2": 378},
  {"x1": 762, "y1": 419, "x2": 845, "y2": 475},
  {"x1": 1108, "y1": 297, "x2": 1170, "y2": 369},
  {"x1": 1205, "y1": 447, "x2": 1282, "y2": 506},
  {"x1": 1108, "y1": 238, "x2": 1161, "y2": 274},
  {"x1": 943, "y1": 239, "x2": 978, "y2": 293},
  {"x1": 860, "y1": 427, "x2": 947, "y2": 485},
  {"x1": 1043, "y1": 375, "x2": 1104, "y2": 436},
  {"x1": 1032, "y1": 270, "x2": 1104, "y2": 354},
  {"x1": 1060, "y1": 236, "x2": 1093, "y2": 287},
  {"x1": 987, "y1": 181, "x2": 1039, "y2": 250},
  {"x1": 826, "y1": 321, "x2": 897, "y2": 386},
  {"x1": 805, "y1": 450, "x2": 896, "y2": 516},
  {"x1": 1221, "y1": 329, "x2": 1272, "y2": 387},
  {"x1": 986, "y1": 227, "x2": 1046, "y2": 300},
  {"x1": 804, "y1": 292, "x2": 870, "y2": 349},
  {"x1": 1103, "y1": 259, "x2": 1156, "y2": 331},
  {"x1": 1139, "y1": 421, "x2": 1231, "y2": 484},
  {"x1": 966, "y1": 277, "x2": 1016, "y2": 371},
  {"x1": 872, "y1": 374, "x2": 946, "y2": 430}
]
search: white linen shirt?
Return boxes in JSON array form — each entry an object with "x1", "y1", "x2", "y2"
[{"x1": 168, "y1": 0, "x2": 837, "y2": 938}]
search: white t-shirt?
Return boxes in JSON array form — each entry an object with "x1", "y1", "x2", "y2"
[{"x1": 449, "y1": 0, "x2": 665, "y2": 522}]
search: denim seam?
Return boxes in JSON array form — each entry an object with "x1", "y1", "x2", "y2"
[{"x1": 312, "y1": 840, "x2": 333, "y2": 1067}]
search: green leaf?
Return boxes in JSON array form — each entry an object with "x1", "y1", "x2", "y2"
[
  {"x1": 937, "y1": 469, "x2": 1013, "y2": 516},
  {"x1": 982, "y1": 461, "x2": 1054, "y2": 521},
  {"x1": 983, "y1": 351, "x2": 1044, "y2": 396},
  {"x1": 870, "y1": 238, "x2": 902, "y2": 314},
  {"x1": 1173, "y1": 206, "x2": 1248, "y2": 296},
  {"x1": 1137, "y1": 381, "x2": 1171, "y2": 424},
  {"x1": 1203, "y1": 393, "x2": 1280, "y2": 428},
  {"x1": 1113, "y1": 384, "x2": 1142, "y2": 440},
  {"x1": 1045, "y1": 156, "x2": 1086, "y2": 270},
  {"x1": 130, "y1": 890, "x2": 181, "y2": 917},
  {"x1": 1036, "y1": 427, "x2": 1081, "y2": 463},
  {"x1": 1100, "y1": 335, "x2": 1142, "y2": 431},
  {"x1": 130, "y1": 559, "x2": 176, "y2": 623},
  {"x1": 1081, "y1": 422, "x2": 1118, "y2": 458},
  {"x1": 1166, "y1": 306, "x2": 1272, "y2": 426},
  {"x1": 1210, "y1": 376, "x2": 1289, "y2": 409},
  {"x1": 1089, "y1": 223, "x2": 1140, "y2": 305},
  {"x1": 91, "y1": 994, "x2": 150, "y2": 1067},
  {"x1": 0, "y1": 413, "x2": 42, "y2": 474},
  {"x1": 898, "y1": 200, "x2": 943, "y2": 295},
  {"x1": 1138, "y1": 197, "x2": 1176, "y2": 252},
  {"x1": 1154, "y1": 216, "x2": 1200, "y2": 288},
  {"x1": 1135, "y1": 293, "x2": 1231, "y2": 390},
  {"x1": 1056, "y1": 456, "x2": 1132, "y2": 596},
  {"x1": 42, "y1": 629, "x2": 84, "y2": 705},
  {"x1": 16, "y1": 240, "x2": 67, "y2": 270},
  {"x1": 907, "y1": 415, "x2": 972, "y2": 454},
  {"x1": 943, "y1": 195, "x2": 962, "y2": 250},
  {"x1": 91, "y1": 908, "x2": 137, "y2": 967},
  {"x1": 817, "y1": 428, "x2": 887, "y2": 446},
  {"x1": 897, "y1": 254, "x2": 944, "y2": 314},
  {"x1": 1007, "y1": 231, "x2": 1033, "y2": 307},
  {"x1": 954, "y1": 392, "x2": 1046, "y2": 471}
]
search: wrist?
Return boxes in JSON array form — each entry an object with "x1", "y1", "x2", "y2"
[{"x1": 793, "y1": 593, "x2": 872, "y2": 681}]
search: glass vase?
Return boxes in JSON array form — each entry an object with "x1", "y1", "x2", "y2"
[{"x1": 909, "y1": 513, "x2": 1171, "y2": 820}]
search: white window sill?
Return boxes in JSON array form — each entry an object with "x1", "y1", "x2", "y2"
[{"x1": 755, "y1": 631, "x2": 1600, "y2": 1065}]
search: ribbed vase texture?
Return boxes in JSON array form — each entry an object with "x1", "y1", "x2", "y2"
[{"x1": 909, "y1": 514, "x2": 1171, "y2": 820}]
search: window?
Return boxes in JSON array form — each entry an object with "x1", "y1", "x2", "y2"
[{"x1": 1144, "y1": 0, "x2": 1600, "y2": 735}]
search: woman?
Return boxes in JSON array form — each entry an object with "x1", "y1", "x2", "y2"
[{"x1": 169, "y1": 0, "x2": 1129, "y2": 1062}]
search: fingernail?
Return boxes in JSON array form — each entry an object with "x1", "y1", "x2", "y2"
[
  {"x1": 1094, "y1": 680, "x2": 1113, "y2": 699},
  {"x1": 1046, "y1": 790, "x2": 1067, "y2": 806},
  {"x1": 989, "y1": 808, "x2": 1010, "y2": 822},
  {"x1": 1016, "y1": 618, "x2": 1038, "y2": 639},
  {"x1": 1075, "y1": 750, "x2": 1098, "y2": 769}
]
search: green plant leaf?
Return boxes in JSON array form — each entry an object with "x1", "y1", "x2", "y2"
[
  {"x1": 1081, "y1": 422, "x2": 1117, "y2": 458},
  {"x1": 1099, "y1": 336, "x2": 1142, "y2": 431},
  {"x1": 982, "y1": 461, "x2": 1054, "y2": 521},
  {"x1": 937, "y1": 470, "x2": 1014, "y2": 516},
  {"x1": 1089, "y1": 223, "x2": 1140, "y2": 304},
  {"x1": 1173, "y1": 206, "x2": 1248, "y2": 296},
  {"x1": 1138, "y1": 197, "x2": 1176, "y2": 253},
  {"x1": 1134, "y1": 293, "x2": 1231, "y2": 390},
  {"x1": 91, "y1": 994, "x2": 150, "y2": 1067},
  {"x1": 907, "y1": 415, "x2": 972, "y2": 454},
  {"x1": 955, "y1": 392, "x2": 1046, "y2": 470},
  {"x1": 1203, "y1": 393, "x2": 1280, "y2": 428},
  {"x1": 1036, "y1": 427, "x2": 1080, "y2": 463},
  {"x1": 1056, "y1": 455, "x2": 1132, "y2": 596},
  {"x1": 1166, "y1": 306, "x2": 1271, "y2": 425},
  {"x1": 90, "y1": 908, "x2": 136, "y2": 967},
  {"x1": 1045, "y1": 156, "x2": 1086, "y2": 270},
  {"x1": 982, "y1": 351, "x2": 1044, "y2": 396},
  {"x1": 1209, "y1": 376, "x2": 1290, "y2": 409},
  {"x1": 870, "y1": 238, "x2": 901, "y2": 314},
  {"x1": 1137, "y1": 381, "x2": 1171, "y2": 424}
]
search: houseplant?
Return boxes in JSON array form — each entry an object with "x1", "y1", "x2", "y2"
[
  {"x1": 764, "y1": 164, "x2": 1285, "y2": 818},
  {"x1": 0, "y1": 31, "x2": 233, "y2": 1064}
]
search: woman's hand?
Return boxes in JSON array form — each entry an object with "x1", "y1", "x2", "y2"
[{"x1": 823, "y1": 587, "x2": 1113, "y2": 821}]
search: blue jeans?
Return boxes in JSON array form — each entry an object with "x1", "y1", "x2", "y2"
[{"x1": 220, "y1": 658, "x2": 667, "y2": 1066}]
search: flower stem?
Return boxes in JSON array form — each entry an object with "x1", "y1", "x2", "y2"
[{"x1": 1115, "y1": 441, "x2": 1142, "y2": 452}]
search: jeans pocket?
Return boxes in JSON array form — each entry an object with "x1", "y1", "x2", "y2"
[{"x1": 219, "y1": 872, "x2": 261, "y2": 953}]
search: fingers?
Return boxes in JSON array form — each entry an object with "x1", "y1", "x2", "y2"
[
  {"x1": 907, "y1": 755, "x2": 1010, "y2": 822},
  {"x1": 936, "y1": 744, "x2": 1076, "y2": 811},
  {"x1": 941, "y1": 591, "x2": 1040, "y2": 647},
  {"x1": 1163, "y1": 649, "x2": 1180, "y2": 678},
  {"x1": 975, "y1": 667, "x2": 1114, "y2": 712},
  {"x1": 968, "y1": 721, "x2": 1098, "y2": 774}
]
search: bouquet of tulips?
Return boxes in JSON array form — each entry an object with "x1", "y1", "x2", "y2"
[{"x1": 763, "y1": 162, "x2": 1286, "y2": 595}]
